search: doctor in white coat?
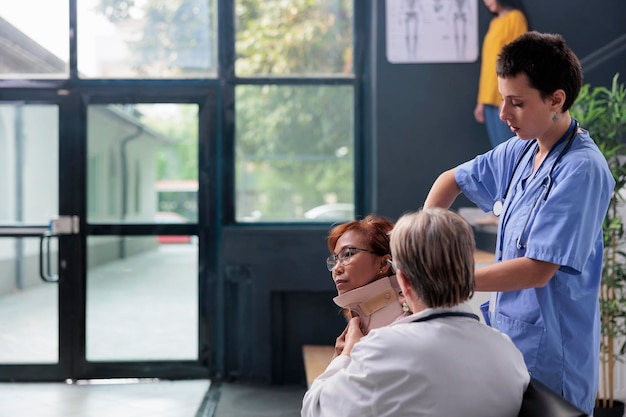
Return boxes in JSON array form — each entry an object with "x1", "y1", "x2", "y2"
[{"x1": 301, "y1": 208, "x2": 530, "y2": 417}]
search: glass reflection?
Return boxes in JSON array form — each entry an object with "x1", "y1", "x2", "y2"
[
  {"x1": 235, "y1": 0, "x2": 354, "y2": 76},
  {"x1": 0, "y1": 238, "x2": 58, "y2": 363},
  {"x1": 87, "y1": 104, "x2": 199, "y2": 223},
  {"x1": 235, "y1": 85, "x2": 354, "y2": 222},
  {"x1": 86, "y1": 237, "x2": 198, "y2": 361},
  {"x1": 77, "y1": 0, "x2": 216, "y2": 78},
  {"x1": 0, "y1": 0, "x2": 69, "y2": 78}
]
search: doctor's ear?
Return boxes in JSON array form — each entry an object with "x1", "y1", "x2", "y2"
[{"x1": 397, "y1": 270, "x2": 412, "y2": 297}]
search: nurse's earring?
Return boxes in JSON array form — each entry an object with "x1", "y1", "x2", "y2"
[
  {"x1": 402, "y1": 302, "x2": 410, "y2": 313},
  {"x1": 552, "y1": 113, "x2": 558, "y2": 122}
]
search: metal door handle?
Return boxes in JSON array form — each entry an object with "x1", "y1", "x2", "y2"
[{"x1": 39, "y1": 232, "x2": 59, "y2": 283}]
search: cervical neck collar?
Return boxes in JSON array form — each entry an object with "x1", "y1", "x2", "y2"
[{"x1": 333, "y1": 275, "x2": 405, "y2": 334}]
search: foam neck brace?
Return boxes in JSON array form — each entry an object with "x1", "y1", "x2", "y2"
[{"x1": 333, "y1": 275, "x2": 405, "y2": 333}]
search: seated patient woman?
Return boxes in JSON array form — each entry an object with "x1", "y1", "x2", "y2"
[
  {"x1": 326, "y1": 214, "x2": 408, "y2": 336},
  {"x1": 302, "y1": 208, "x2": 529, "y2": 417}
]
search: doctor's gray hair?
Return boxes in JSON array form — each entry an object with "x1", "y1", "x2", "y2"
[{"x1": 390, "y1": 208, "x2": 475, "y2": 308}]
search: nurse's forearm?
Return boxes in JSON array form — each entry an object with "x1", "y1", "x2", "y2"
[
  {"x1": 423, "y1": 169, "x2": 462, "y2": 209},
  {"x1": 475, "y1": 257, "x2": 559, "y2": 291}
]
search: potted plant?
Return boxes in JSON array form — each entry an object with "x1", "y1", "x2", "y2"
[{"x1": 572, "y1": 73, "x2": 626, "y2": 416}]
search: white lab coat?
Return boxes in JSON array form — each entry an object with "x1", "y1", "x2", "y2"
[{"x1": 301, "y1": 304, "x2": 529, "y2": 417}]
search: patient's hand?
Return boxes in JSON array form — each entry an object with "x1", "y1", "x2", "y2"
[
  {"x1": 333, "y1": 324, "x2": 348, "y2": 359},
  {"x1": 342, "y1": 317, "x2": 364, "y2": 356}
]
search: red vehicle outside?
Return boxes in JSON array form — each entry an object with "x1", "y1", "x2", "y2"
[{"x1": 155, "y1": 211, "x2": 192, "y2": 244}]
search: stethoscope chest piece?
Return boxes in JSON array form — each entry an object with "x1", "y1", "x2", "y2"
[{"x1": 492, "y1": 200, "x2": 503, "y2": 217}]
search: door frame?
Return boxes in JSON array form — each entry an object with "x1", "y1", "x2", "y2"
[
  {"x1": 0, "y1": 88, "x2": 79, "y2": 381},
  {"x1": 0, "y1": 84, "x2": 219, "y2": 381}
]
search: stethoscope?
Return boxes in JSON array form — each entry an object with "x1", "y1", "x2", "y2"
[
  {"x1": 411, "y1": 312, "x2": 479, "y2": 323},
  {"x1": 493, "y1": 119, "x2": 579, "y2": 217},
  {"x1": 493, "y1": 119, "x2": 579, "y2": 251}
]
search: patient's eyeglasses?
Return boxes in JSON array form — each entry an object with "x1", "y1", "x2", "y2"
[
  {"x1": 326, "y1": 246, "x2": 372, "y2": 271},
  {"x1": 387, "y1": 259, "x2": 397, "y2": 274}
]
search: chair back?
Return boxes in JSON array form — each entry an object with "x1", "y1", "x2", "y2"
[{"x1": 517, "y1": 377, "x2": 588, "y2": 417}]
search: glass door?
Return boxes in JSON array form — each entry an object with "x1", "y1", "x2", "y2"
[
  {"x1": 0, "y1": 0, "x2": 218, "y2": 382},
  {"x1": 76, "y1": 93, "x2": 216, "y2": 380},
  {"x1": 0, "y1": 92, "x2": 216, "y2": 381},
  {"x1": 0, "y1": 99, "x2": 78, "y2": 381}
]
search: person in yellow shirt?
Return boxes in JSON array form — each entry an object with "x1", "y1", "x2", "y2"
[{"x1": 474, "y1": 0, "x2": 528, "y2": 148}]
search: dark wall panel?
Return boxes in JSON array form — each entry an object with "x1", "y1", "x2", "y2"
[
  {"x1": 372, "y1": 0, "x2": 626, "y2": 219},
  {"x1": 220, "y1": 227, "x2": 338, "y2": 383},
  {"x1": 219, "y1": 1, "x2": 626, "y2": 385}
]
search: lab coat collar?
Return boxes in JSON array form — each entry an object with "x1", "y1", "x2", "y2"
[{"x1": 394, "y1": 303, "x2": 476, "y2": 325}]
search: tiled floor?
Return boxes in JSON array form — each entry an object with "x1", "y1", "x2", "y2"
[
  {"x1": 0, "y1": 380, "x2": 307, "y2": 417},
  {"x1": 0, "y1": 379, "x2": 210, "y2": 417},
  {"x1": 213, "y1": 382, "x2": 306, "y2": 417},
  {"x1": 0, "y1": 242, "x2": 307, "y2": 417}
]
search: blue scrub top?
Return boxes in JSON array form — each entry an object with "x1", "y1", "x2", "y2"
[{"x1": 455, "y1": 128, "x2": 614, "y2": 414}]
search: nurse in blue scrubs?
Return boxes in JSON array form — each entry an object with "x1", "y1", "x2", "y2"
[{"x1": 423, "y1": 31, "x2": 614, "y2": 414}]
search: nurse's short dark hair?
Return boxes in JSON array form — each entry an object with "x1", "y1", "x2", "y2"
[
  {"x1": 390, "y1": 208, "x2": 475, "y2": 308},
  {"x1": 496, "y1": 31, "x2": 583, "y2": 112}
]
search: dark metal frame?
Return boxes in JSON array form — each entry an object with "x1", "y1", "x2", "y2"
[{"x1": 0, "y1": 0, "x2": 366, "y2": 382}]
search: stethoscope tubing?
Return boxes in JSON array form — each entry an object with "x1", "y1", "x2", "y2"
[
  {"x1": 496, "y1": 119, "x2": 579, "y2": 253},
  {"x1": 494, "y1": 119, "x2": 579, "y2": 215}
]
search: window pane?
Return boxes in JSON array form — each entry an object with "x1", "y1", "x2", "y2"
[
  {"x1": 87, "y1": 237, "x2": 198, "y2": 361},
  {"x1": 0, "y1": 238, "x2": 58, "y2": 363},
  {"x1": 0, "y1": 1, "x2": 69, "y2": 78},
  {"x1": 236, "y1": 85, "x2": 354, "y2": 222},
  {"x1": 77, "y1": 0, "x2": 216, "y2": 78},
  {"x1": 0, "y1": 105, "x2": 59, "y2": 361},
  {"x1": 235, "y1": 0, "x2": 354, "y2": 76},
  {"x1": 87, "y1": 104, "x2": 199, "y2": 223},
  {"x1": 0, "y1": 105, "x2": 59, "y2": 223}
]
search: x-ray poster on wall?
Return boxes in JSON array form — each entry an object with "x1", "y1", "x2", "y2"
[{"x1": 386, "y1": 0, "x2": 479, "y2": 63}]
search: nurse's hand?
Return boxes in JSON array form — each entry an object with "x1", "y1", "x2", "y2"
[{"x1": 342, "y1": 317, "x2": 364, "y2": 357}]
